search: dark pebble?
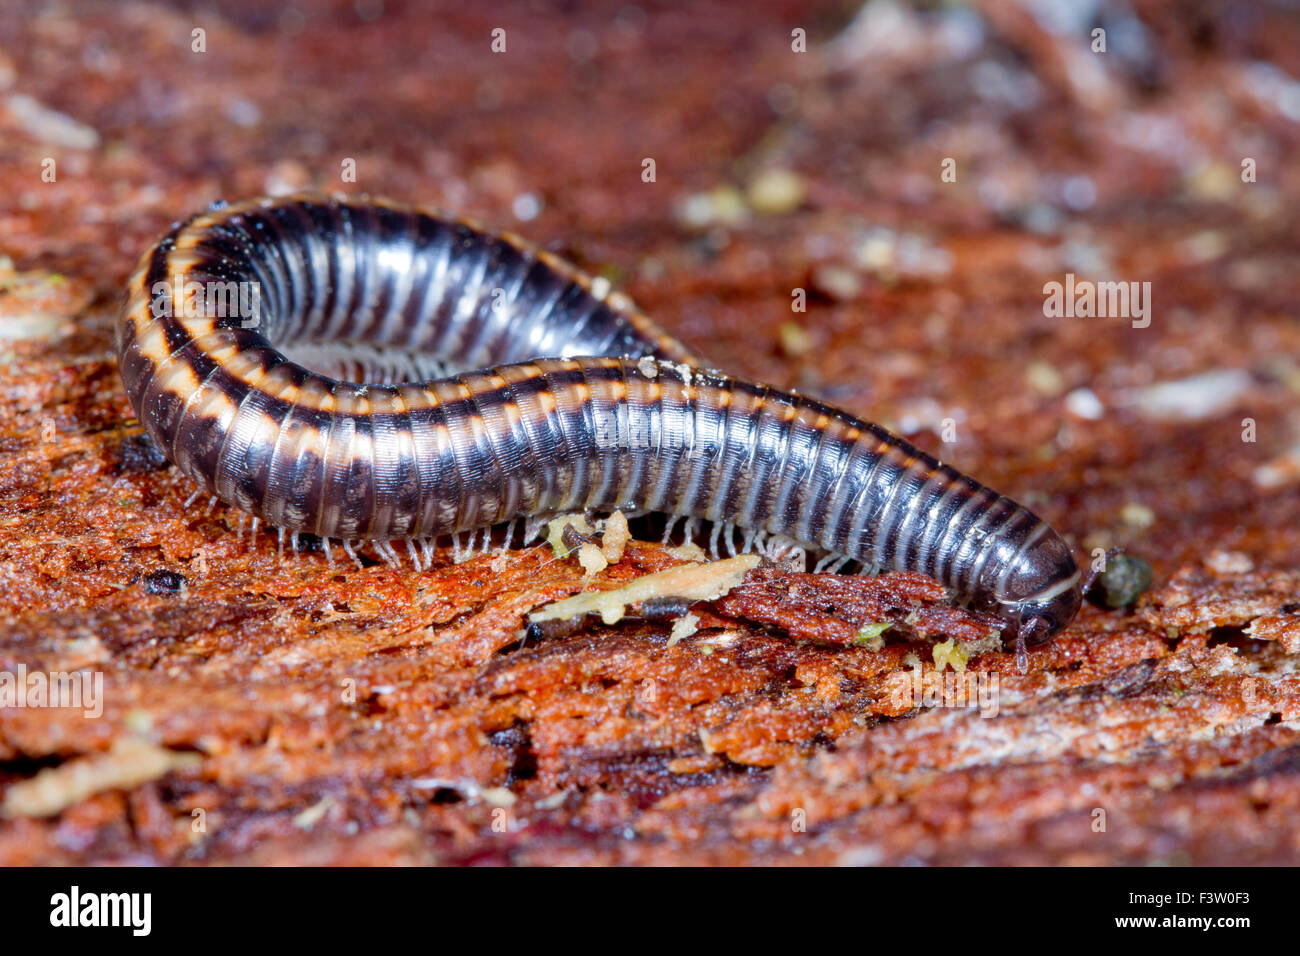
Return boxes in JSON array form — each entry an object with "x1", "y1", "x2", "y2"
[
  {"x1": 1087, "y1": 553, "x2": 1153, "y2": 609},
  {"x1": 143, "y1": 569, "x2": 188, "y2": 594},
  {"x1": 293, "y1": 532, "x2": 324, "y2": 554},
  {"x1": 115, "y1": 433, "x2": 170, "y2": 473}
]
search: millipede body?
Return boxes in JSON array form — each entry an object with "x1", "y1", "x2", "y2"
[{"x1": 116, "y1": 193, "x2": 1083, "y2": 644}]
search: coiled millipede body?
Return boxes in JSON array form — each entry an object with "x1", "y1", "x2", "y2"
[{"x1": 116, "y1": 193, "x2": 1083, "y2": 647}]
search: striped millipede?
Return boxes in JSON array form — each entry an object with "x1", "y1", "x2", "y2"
[{"x1": 115, "y1": 193, "x2": 1083, "y2": 649}]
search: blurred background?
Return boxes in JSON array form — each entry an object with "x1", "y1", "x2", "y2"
[{"x1": 2, "y1": 0, "x2": 1300, "y2": 865}]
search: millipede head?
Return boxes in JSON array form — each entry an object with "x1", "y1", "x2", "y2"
[
  {"x1": 1006, "y1": 574, "x2": 1084, "y2": 646},
  {"x1": 993, "y1": 528, "x2": 1085, "y2": 646}
]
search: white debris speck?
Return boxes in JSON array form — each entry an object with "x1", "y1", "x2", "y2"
[
  {"x1": 535, "y1": 791, "x2": 568, "y2": 810},
  {"x1": 1065, "y1": 387, "x2": 1104, "y2": 420},
  {"x1": 747, "y1": 169, "x2": 805, "y2": 215},
  {"x1": 577, "y1": 542, "x2": 607, "y2": 579},
  {"x1": 1062, "y1": 175, "x2": 1097, "y2": 211},
  {"x1": 1254, "y1": 440, "x2": 1300, "y2": 490},
  {"x1": 837, "y1": 845, "x2": 885, "y2": 866},
  {"x1": 1119, "y1": 502, "x2": 1155, "y2": 529},
  {"x1": 224, "y1": 98, "x2": 261, "y2": 128},
  {"x1": 1026, "y1": 0, "x2": 1098, "y2": 35},
  {"x1": 1243, "y1": 61, "x2": 1300, "y2": 123},
  {"x1": 264, "y1": 159, "x2": 311, "y2": 196},
  {"x1": 856, "y1": 233, "x2": 896, "y2": 272},
  {"x1": 512, "y1": 192, "x2": 541, "y2": 221},
  {"x1": 601, "y1": 510, "x2": 630, "y2": 562},
  {"x1": 703, "y1": 629, "x2": 743, "y2": 649},
  {"x1": 1, "y1": 739, "x2": 199, "y2": 819},
  {"x1": 1180, "y1": 230, "x2": 1229, "y2": 263},
  {"x1": 1058, "y1": 237, "x2": 1112, "y2": 276},
  {"x1": 666, "y1": 542, "x2": 707, "y2": 562},
  {"x1": 853, "y1": 228, "x2": 953, "y2": 278},
  {"x1": 6, "y1": 93, "x2": 100, "y2": 150},
  {"x1": 667, "y1": 612, "x2": 700, "y2": 647},
  {"x1": 675, "y1": 186, "x2": 748, "y2": 229},
  {"x1": 779, "y1": 321, "x2": 814, "y2": 357},
  {"x1": 293, "y1": 795, "x2": 336, "y2": 830},
  {"x1": 479, "y1": 787, "x2": 517, "y2": 807},
  {"x1": 830, "y1": 0, "x2": 983, "y2": 65},
  {"x1": 1205, "y1": 550, "x2": 1254, "y2": 575},
  {"x1": 892, "y1": 398, "x2": 965, "y2": 436},
  {"x1": 1026, "y1": 360, "x2": 1066, "y2": 397},
  {"x1": 811, "y1": 264, "x2": 862, "y2": 301},
  {"x1": 1128, "y1": 369, "x2": 1252, "y2": 422}
]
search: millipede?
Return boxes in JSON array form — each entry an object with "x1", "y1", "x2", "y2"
[{"x1": 115, "y1": 193, "x2": 1084, "y2": 653}]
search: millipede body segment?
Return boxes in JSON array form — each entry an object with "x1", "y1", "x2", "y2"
[{"x1": 116, "y1": 193, "x2": 1083, "y2": 644}]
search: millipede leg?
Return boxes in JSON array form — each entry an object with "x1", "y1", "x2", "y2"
[
  {"x1": 404, "y1": 538, "x2": 423, "y2": 571},
  {"x1": 523, "y1": 517, "x2": 540, "y2": 544},
  {"x1": 375, "y1": 539, "x2": 401, "y2": 567},
  {"x1": 661, "y1": 514, "x2": 681, "y2": 545}
]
